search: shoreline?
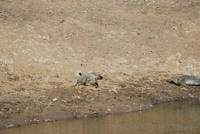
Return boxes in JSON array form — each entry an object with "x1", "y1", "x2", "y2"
[
  {"x1": 1, "y1": 77, "x2": 200, "y2": 130},
  {"x1": 1, "y1": 98, "x2": 198, "y2": 131}
]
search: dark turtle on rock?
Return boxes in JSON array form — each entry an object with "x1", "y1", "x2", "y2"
[{"x1": 167, "y1": 75, "x2": 200, "y2": 86}]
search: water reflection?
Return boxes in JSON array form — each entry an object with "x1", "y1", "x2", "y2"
[{"x1": 1, "y1": 101, "x2": 200, "y2": 134}]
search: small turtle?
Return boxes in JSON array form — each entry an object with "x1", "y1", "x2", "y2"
[
  {"x1": 167, "y1": 75, "x2": 200, "y2": 86},
  {"x1": 76, "y1": 73, "x2": 103, "y2": 88}
]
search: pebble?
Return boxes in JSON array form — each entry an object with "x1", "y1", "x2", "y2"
[
  {"x1": 33, "y1": 118, "x2": 40, "y2": 122},
  {"x1": 107, "y1": 108, "x2": 112, "y2": 112},
  {"x1": 61, "y1": 100, "x2": 66, "y2": 103},
  {"x1": 44, "y1": 119, "x2": 51, "y2": 122},
  {"x1": 7, "y1": 124, "x2": 14, "y2": 128},
  {"x1": 72, "y1": 95, "x2": 81, "y2": 99},
  {"x1": 188, "y1": 94, "x2": 194, "y2": 98},
  {"x1": 109, "y1": 89, "x2": 118, "y2": 94},
  {"x1": 52, "y1": 97, "x2": 58, "y2": 102}
]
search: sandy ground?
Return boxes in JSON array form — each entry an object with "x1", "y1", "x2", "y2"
[{"x1": 1, "y1": 0, "x2": 200, "y2": 130}]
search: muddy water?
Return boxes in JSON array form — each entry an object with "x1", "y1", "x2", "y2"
[{"x1": 1, "y1": 101, "x2": 200, "y2": 134}]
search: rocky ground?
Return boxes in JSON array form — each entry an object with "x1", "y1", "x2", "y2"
[{"x1": 0, "y1": 0, "x2": 200, "y2": 130}]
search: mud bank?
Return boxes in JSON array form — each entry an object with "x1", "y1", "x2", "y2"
[{"x1": 1, "y1": 74, "x2": 200, "y2": 130}]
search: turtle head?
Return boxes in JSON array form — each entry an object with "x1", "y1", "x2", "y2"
[
  {"x1": 167, "y1": 77, "x2": 181, "y2": 86},
  {"x1": 96, "y1": 75, "x2": 103, "y2": 80}
]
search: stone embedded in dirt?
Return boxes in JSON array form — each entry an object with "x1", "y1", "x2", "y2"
[
  {"x1": 188, "y1": 94, "x2": 194, "y2": 98},
  {"x1": 8, "y1": 75, "x2": 20, "y2": 81},
  {"x1": 77, "y1": 90, "x2": 82, "y2": 94},
  {"x1": 109, "y1": 89, "x2": 118, "y2": 94},
  {"x1": 107, "y1": 108, "x2": 112, "y2": 112},
  {"x1": 33, "y1": 118, "x2": 40, "y2": 122},
  {"x1": 7, "y1": 124, "x2": 14, "y2": 128},
  {"x1": 180, "y1": 87, "x2": 188, "y2": 91},
  {"x1": 52, "y1": 97, "x2": 58, "y2": 102},
  {"x1": 72, "y1": 95, "x2": 81, "y2": 100},
  {"x1": 44, "y1": 119, "x2": 51, "y2": 122},
  {"x1": 61, "y1": 100, "x2": 66, "y2": 103}
]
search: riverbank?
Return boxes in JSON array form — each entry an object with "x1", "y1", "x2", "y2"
[
  {"x1": 1, "y1": 73, "x2": 200, "y2": 130},
  {"x1": 1, "y1": 0, "x2": 200, "y2": 130}
]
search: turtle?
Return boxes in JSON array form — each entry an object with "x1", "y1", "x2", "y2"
[
  {"x1": 167, "y1": 75, "x2": 200, "y2": 86},
  {"x1": 76, "y1": 72, "x2": 103, "y2": 88}
]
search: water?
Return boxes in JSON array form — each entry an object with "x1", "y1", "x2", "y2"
[{"x1": 1, "y1": 101, "x2": 200, "y2": 134}]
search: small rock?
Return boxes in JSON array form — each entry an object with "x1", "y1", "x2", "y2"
[
  {"x1": 107, "y1": 108, "x2": 112, "y2": 112},
  {"x1": 181, "y1": 87, "x2": 188, "y2": 91},
  {"x1": 60, "y1": 19, "x2": 65, "y2": 23},
  {"x1": 44, "y1": 119, "x2": 51, "y2": 122},
  {"x1": 109, "y1": 89, "x2": 118, "y2": 94},
  {"x1": 48, "y1": 102, "x2": 53, "y2": 106},
  {"x1": 52, "y1": 97, "x2": 58, "y2": 102},
  {"x1": 61, "y1": 100, "x2": 66, "y2": 103},
  {"x1": 188, "y1": 94, "x2": 194, "y2": 98},
  {"x1": 77, "y1": 90, "x2": 82, "y2": 94},
  {"x1": 72, "y1": 95, "x2": 81, "y2": 100},
  {"x1": 33, "y1": 118, "x2": 40, "y2": 122},
  {"x1": 8, "y1": 75, "x2": 20, "y2": 81},
  {"x1": 7, "y1": 124, "x2": 14, "y2": 128}
]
